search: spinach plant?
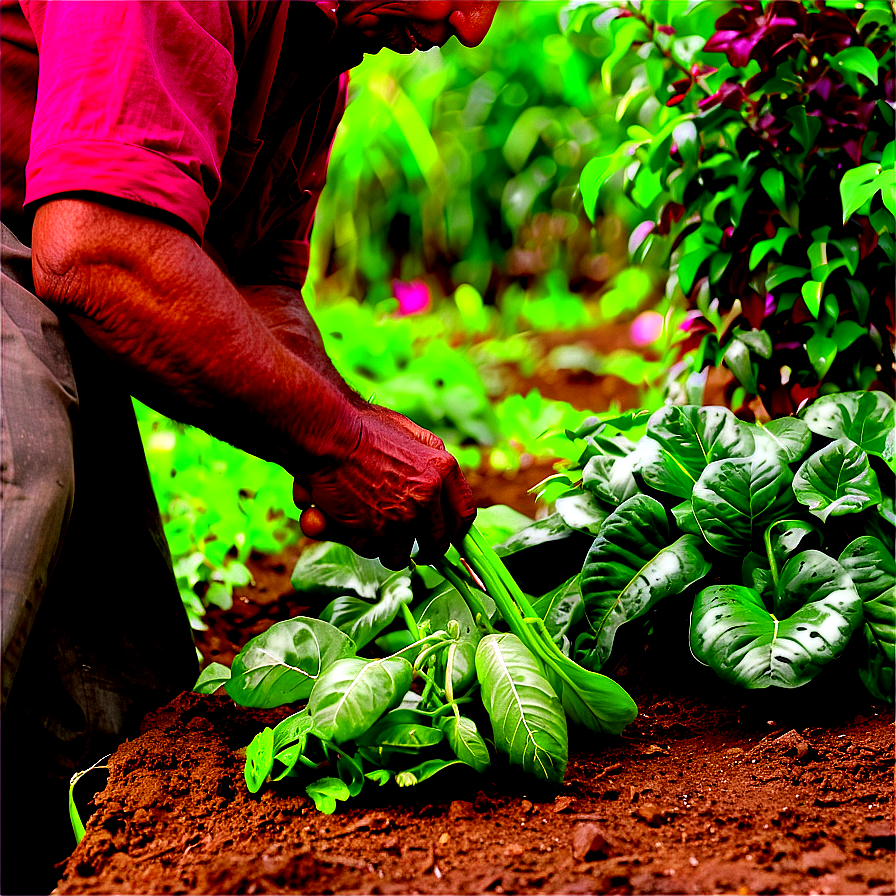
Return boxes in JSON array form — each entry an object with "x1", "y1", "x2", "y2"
[
  {"x1": 537, "y1": 390, "x2": 894, "y2": 696},
  {"x1": 196, "y1": 516, "x2": 637, "y2": 808}
]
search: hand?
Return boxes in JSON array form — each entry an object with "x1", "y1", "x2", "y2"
[{"x1": 293, "y1": 405, "x2": 476, "y2": 569}]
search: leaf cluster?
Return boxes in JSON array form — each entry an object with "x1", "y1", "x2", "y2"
[
  {"x1": 575, "y1": 0, "x2": 895, "y2": 414},
  {"x1": 195, "y1": 521, "x2": 638, "y2": 807},
  {"x1": 530, "y1": 390, "x2": 894, "y2": 696}
]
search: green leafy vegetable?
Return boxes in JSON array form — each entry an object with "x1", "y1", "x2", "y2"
[
  {"x1": 475, "y1": 633, "x2": 568, "y2": 783},
  {"x1": 793, "y1": 439, "x2": 882, "y2": 522},
  {"x1": 306, "y1": 777, "x2": 351, "y2": 814}
]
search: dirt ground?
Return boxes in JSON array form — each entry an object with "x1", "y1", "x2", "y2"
[{"x1": 53, "y1": 329, "x2": 895, "y2": 895}]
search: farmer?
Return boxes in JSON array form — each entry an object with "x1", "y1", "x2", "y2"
[{"x1": 0, "y1": 1, "x2": 498, "y2": 891}]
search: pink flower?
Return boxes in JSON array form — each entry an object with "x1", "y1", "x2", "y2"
[
  {"x1": 631, "y1": 310, "x2": 664, "y2": 346},
  {"x1": 392, "y1": 279, "x2": 431, "y2": 316}
]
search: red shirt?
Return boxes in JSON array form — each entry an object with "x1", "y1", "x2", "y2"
[{"x1": 1, "y1": 1, "x2": 353, "y2": 288}]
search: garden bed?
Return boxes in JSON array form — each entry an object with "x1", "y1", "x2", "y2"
[{"x1": 55, "y1": 482, "x2": 894, "y2": 895}]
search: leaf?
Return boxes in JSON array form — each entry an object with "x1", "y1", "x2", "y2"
[
  {"x1": 496, "y1": 513, "x2": 573, "y2": 555},
  {"x1": 734, "y1": 329, "x2": 773, "y2": 359},
  {"x1": 635, "y1": 405, "x2": 756, "y2": 498},
  {"x1": 272, "y1": 710, "x2": 314, "y2": 753},
  {"x1": 244, "y1": 727, "x2": 274, "y2": 794},
  {"x1": 800, "y1": 391, "x2": 895, "y2": 459},
  {"x1": 475, "y1": 633, "x2": 567, "y2": 783},
  {"x1": 829, "y1": 46, "x2": 879, "y2": 84},
  {"x1": 672, "y1": 500, "x2": 702, "y2": 536},
  {"x1": 226, "y1": 618, "x2": 355, "y2": 708},
  {"x1": 365, "y1": 769, "x2": 391, "y2": 786},
  {"x1": 583, "y1": 453, "x2": 639, "y2": 506},
  {"x1": 801, "y1": 280, "x2": 823, "y2": 317},
  {"x1": 677, "y1": 243, "x2": 716, "y2": 296},
  {"x1": 793, "y1": 439, "x2": 882, "y2": 522},
  {"x1": 580, "y1": 495, "x2": 711, "y2": 669},
  {"x1": 194, "y1": 662, "x2": 231, "y2": 694},
  {"x1": 395, "y1": 759, "x2": 468, "y2": 788},
  {"x1": 580, "y1": 152, "x2": 630, "y2": 222},
  {"x1": 752, "y1": 418, "x2": 812, "y2": 463},
  {"x1": 307, "y1": 657, "x2": 413, "y2": 743},
  {"x1": 693, "y1": 449, "x2": 796, "y2": 556},
  {"x1": 833, "y1": 320, "x2": 867, "y2": 351},
  {"x1": 306, "y1": 777, "x2": 351, "y2": 814},
  {"x1": 689, "y1": 575, "x2": 862, "y2": 689},
  {"x1": 766, "y1": 264, "x2": 808, "y2": 290},
  {"x1": 839, "y1": 537, "x2": 895, "y2": 703},
  {"x1": 418, "y1": 583, "x2": 481, "y2": 693},
  {"x1": 724, "y1": 338, "x2": 758, "y2": 393},
  {"x1": 531, "y1": 575, "x2": 584, "y2": 644},
  {"x1": 291, "y1": 541, "x2": 395, "y2": 600},
  {"x1": 805, "y1": 334, "x2": 837, "y2": 379},
  {"x1": 474, "y1": 504, "x2": 535, "y2": 548},
  {"x1": 554, "y1": 489, "x2": 608, "y2": 535},
  {"x1": 356, "y1": 722, "x2": 443, "y2": 753},
  {"x1": 760, "y1": 169, "x2": 786, "y2": 211},
  {"x1": 840, "y1": 163, "x2": 884, "y2": 223},
  {"x1": 437, "y1": 715, "x2": 491, "y2": 773},
  {"x1": 320, "y1": 570, "x2": 413, "y2": 651},
  {"x1": 845, "y1": 278, "x2": 871, "y2": 323}
]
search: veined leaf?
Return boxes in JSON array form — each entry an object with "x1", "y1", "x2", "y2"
[
  {"x1": 635, "y1": 405, "x2": 756, "y2": 498},
  {"x1": 580, "y1": 495, "x2": 711, "y2": 669},
  {"x1": 751, "y1": 417, "x2": 812, "y2": 463},
  {"x1": 194, "y1": 662, "x2": 231, "y2": 694},
  {"x1": 690, "y1": 575, "x2": 862, "y2": 689},
  {"x1": 583, "y1": 453, "x2": 639, "y2": 506},
  {"x1": 307, "y1": 657, "x2": 413, "y2": 743},
  {"x1": 320, "y1": 570, "x2": 413, "y2": 650},
  {"x1": 555, "y1": 489, "x2": 608, "y2": 536},
  {"x1": 793, "y1": 439, "x2": 882, "y2": 522},
  {"x1": 291, "y1": 542, "x2": 395, "y2": 599},
  {"x1": 437, "y1": 714, "x2": 491, "y2": 773},
  {"x1": 693, "y1": 449, "x2": 795, "y2": 556},
  {"x1": 306, "y1": 777, "x2": 351, "y2": 814},
  {"x1": 475, "y1": 633, "x2": 567, "y2": 783},
  {"x1": 227, "y1": 618, "x2": 355, "y2": 708},
  {"x1": 531, "y1": 575, "x2": 584, "y2": 645},
  {"x1": 799, "y1": 391, "x2": 895, "y2": 459},
  {"x1": 395, "y1": 759, "x2": 468, "y2": 787},
  {"x1": 245, "y1": 727, "x2": 274, "y2": 794},
  {"x1": 840, "y1": 537, "x2": 895, "y2": 703}
]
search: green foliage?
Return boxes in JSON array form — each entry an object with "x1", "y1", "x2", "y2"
[
  {"x1": 527, "y1": 390, "x2": 894, "y2": 695},
  {"x1": 574, "y1": 0, "x2": 895, "y2": 413}
]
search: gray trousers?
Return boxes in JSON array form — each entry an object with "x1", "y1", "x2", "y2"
[{"x1": 0, "y1": 223, "x2": 198, "y2": 894}]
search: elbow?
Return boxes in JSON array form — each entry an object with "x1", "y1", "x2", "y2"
[{"x1": 30, "y1": 200, "x2": 96, "y2": 311}]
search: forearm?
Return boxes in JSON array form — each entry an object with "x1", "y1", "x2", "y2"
[{"x1": 31, "y1": 199, "x2": 359, "y2": 474}]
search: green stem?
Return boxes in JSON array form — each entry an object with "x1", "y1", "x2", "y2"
[
  {"x1": 433, "y1": 557, "x2": 497, "y2": 633},
  {"x1": 401, "y1": 602, "x2": 421, "y2": 640},
  {"x1": 763, "y1": 519, "x2": 794, "y2": 589},
  {"x1": 413, "y1": 640, "x2": 450, "y2": 671},
  {"x1": 385, "y1": 630, "x2": 447, "y2": 663},
  {"x1": 445, "y1": 642, "x2": 457, "y2": 705}
]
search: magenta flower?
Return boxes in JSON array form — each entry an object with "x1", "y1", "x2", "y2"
[
  {"x1": 631, "y1": 311, "x2": 664, "y2": 347},
  {"x1": 392, "y1": 279, "x2": 431, "y2": 316}
]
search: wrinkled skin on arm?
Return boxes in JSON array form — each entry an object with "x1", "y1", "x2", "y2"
[{"x1": 31, "y1": 199, "x2": 476, "y2": 569}]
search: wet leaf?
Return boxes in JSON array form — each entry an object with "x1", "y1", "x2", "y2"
[{"x1": 793, "y1": 439, "x2": 882, "y2": 522}]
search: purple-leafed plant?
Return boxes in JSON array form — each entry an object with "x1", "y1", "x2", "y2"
[{"x1": 577, "y1": 0, "x2": 894, "y2": 416}]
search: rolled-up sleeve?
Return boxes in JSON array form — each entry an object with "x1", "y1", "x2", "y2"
[{"x1": 22, "y1": 1, "x2": 237, "y2": 240}]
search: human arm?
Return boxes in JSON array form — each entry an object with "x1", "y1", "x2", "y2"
[{"x1": 31, "y1": 198, "x2": 475, "y2": 567}]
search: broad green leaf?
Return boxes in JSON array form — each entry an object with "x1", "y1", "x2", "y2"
[
  {"x1": 320, "y1": 570, "x2": 413, "y2": 651},
  {"x1": 766, "y1": 264, "x2": 808, "y2": 290},
  {"x1": 840, "y1": 163, "x2": 884, "y2": 223},
  {"x1": 226, "y1": 618, "x2": 355, "y2": 708},
  {"x1": 554, "y1": 489, "x2": 608, "y2": 535},
  {"x1": 583, "y1": 453, "x2": 639, "y2": 506},
  {"x1": 693, "y1": 449, "x2": 795, "y2": 556},
  {"x1": 365, "y1": 769, "x2": 391, "y2": 786},
  {"x1": 743, "y1": 552, "x2": 774, "y2": 599},
  {"x1": 194, "y1": 662, "x2": 231, "y2": 694},
  {"x1": 752, "y1": 418, "x2": 812, "y2": 463},
  {"x1": 437, "y1": 714, "x2": 491, "y2": 773},
  {"x1": 833, "y1": 320, "x2": 867, "y2": 351},
  {"x1": 748, "y1": 228, "x2": 808, "y2": 270},
  {"x1": 418, "y1": 583, "x2": 481, "y2": 693},
  {"x1": 601, "y1": 18, "x2": 650, "y2": 92},
  {"x1": 734, "y1": 329, "x2": 773, "y2": 359},
  {"x1": 474, "y1": 504, "x2": 534, "y2": 548},
  {"x1": 531, "y1": 575, "x2": 583, "y2": 644},
  {"x1": 396, "y1": 759, "x2": 468, "y2": 787},
  {"x1": 306, "y1": 777, "x2": 351, "y2": 814},
  {"x1": 581, "y1": 152, "x2": 630, "y2": 222},
  {"x1": 580, "y1": 495, "x2": 710, "y2": 670},
  {"x1": 830, "y1": 46, "x2": 879, "y2": 84},
  {"x1": 845, "y1": 278, "x2": 871, "y2": 323},
  {"x1": 496, "y1": 513, "x2": 572, "y2": 556},
  {"x1": 840, "y1": 537, "x2": 895, "y2": 703},
  {"x1": 806, "y1": 334, "x2": 837, "y2": 379},
  {"x1": 356, "y1": 722, "x2": 443, "y2": 753},
  {"x1": 337, "y1": 753, "x2": 365, "y2": 798},
  {"x1": 690, "y1": 576, "x2": 862, "y2": 689},
  {"x1": 677, "y1": 244, "x2": 716, "y2": 295},
  {"x1": 636, "y1": 405, "x2": 756, "y2": 498},
  {"x1": 793, "y1": 439, "x2": 882, "y2": 522},
  {"x1": 272, "y1": 710, "x2": 314, "y2": 753},
  {"x1": 724, "y1": 338, "x2": 758, "y2": 393},
  {"x1": 245, "y1": 727, "x2": 274, "y2": 794},
  {"x1": 543, "y1": 659, "x2": 637, "y2": 736},
  {"x1": 772, "y1": 548, "x2": 854, "y2": 619},
  {"x1": 307, "y1": 657, "x2": 413, "y2": 743},
  {"x1": 784, "y1": 105, "x2": 821, "y2": 153},
  {"x1": 760, "y1": 169, "x2": 786, "y2": 211},
  {"x1": 801, "y1": 280, "x2": 823, "y2": 317},
  {"x1": 475, "y1": 633, "x2": 567, "y2": 783},
  {"x1": 800, "y1": 391, "x2": 895, "y2": 458},
  {"x1": 291, "y1": 541, "x2": 394, "y2": 599},
  {"x1": 672, "y1": 500, "x2": 702, "y2": 536}
]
